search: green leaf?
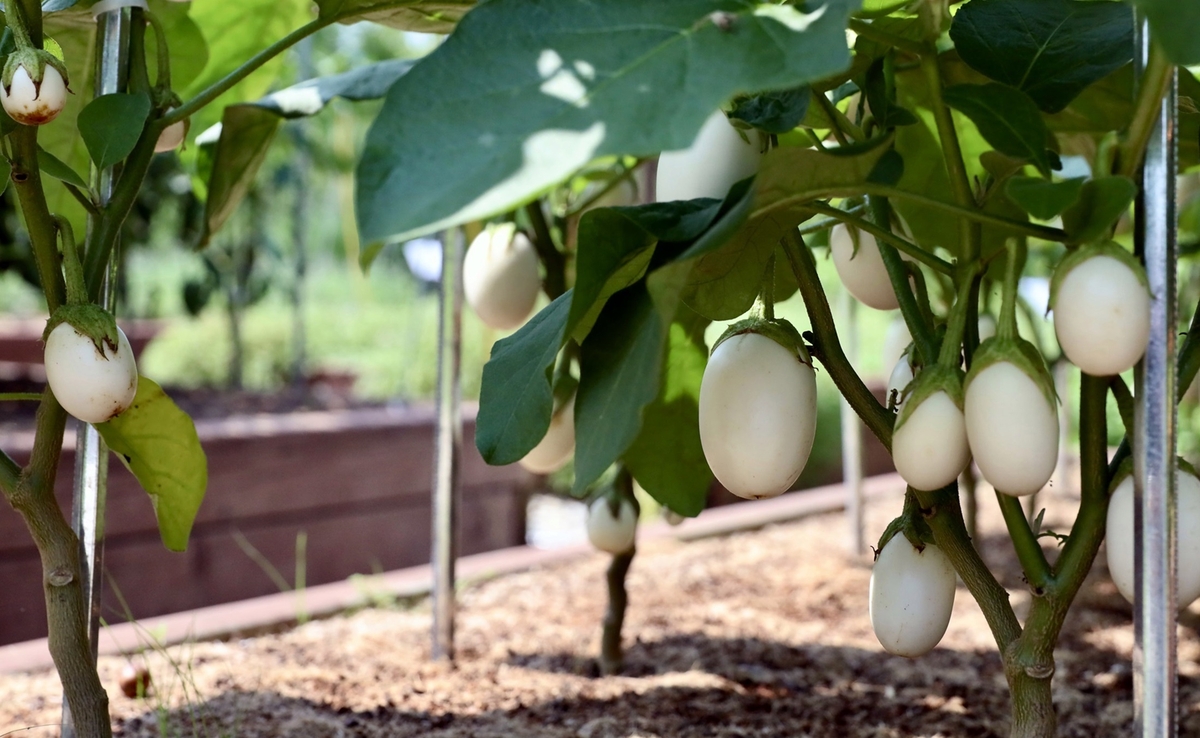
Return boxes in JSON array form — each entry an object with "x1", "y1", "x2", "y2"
[
  {"x1": 1061, "y1": 176, "x2": 1136, "y2": 244},
  {"x1": 251, "y1": 59, "x2": 415, "y2": 119},
  {"x1": 183, "y1": 0, "x2": 313, "y2": 142},
  {"x1": 949, "y1": 0, "x2": 1134, "y2": 113},
  {"x1": 36, "y1": 145, "x2": 88, "y2": 189},
  {"x1": 95, "y1": 377, "x2": 207, "y2": 552},
  {"x1": 145, "y1": 0, "x2": 210, "y2": 91},
  {"x1": 729, "y1": 86, "x2": 811, "y2": 134},
  {"x1": 475, "y1": 291, "x2": 571, "y2": 465},
  {"x1": 198, "y1": 105, "x2": 281, "y2": 248},
  {"x1": 623, "y1": 315, "x2": 712, "y2": 517},
  {"x1": 77, "y1": 92, "x2": 152, "y2": 170},
  {"x1": 1005, "y1": 176, "x2": 1085, "y2": 220},
  {"x1": 943, "y1": 83, "x2": 1059, "y2": 176},
  {"x1": 315, "y1": 0, "x2": 473, "y2": 32},
  {"x1": 356, "y1": 0, "x2": 861, "y2": 244},
  {"x1": 574, "y1": 284, "x2": 667, "y2": 492},
  {"x1": 1134, "y1": 0, "x2": 1200, "y2": 66}
]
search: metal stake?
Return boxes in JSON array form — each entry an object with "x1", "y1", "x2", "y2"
[
  {"x1": 61, "y1": 5, "x2": 132, "y2": 737},
  {"x1": 431, "y1": 227, "x2": 464, "y2": 661},
  {"x1": 838, "y1": 290, "x2": 865, "y2": 557},
  {"x1": 1132, "y1": 18, "x2": 1179, "y2": 738}
]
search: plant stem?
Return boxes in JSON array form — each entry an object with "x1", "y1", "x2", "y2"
[
  {"x1": 913, "y1": 483, "x2": 1022, "y2": 650},
  {"x1": 1177, "y1": 299, "x2": 1200, "y2": 400},
  {"x1": 56, "y1": 217, "x2": 86, "y2": 306},
  {"x1": 9, "y1": 128, "x2": 65, "y2": 312},
  {"x1": 600, "y1": 547, "x2": 634, "y2": 676},
  {"x1": 996, "y1": 493, "x2": 1052, "y2": 590},
  {"x1": 783, "y1": 229, "x2": 894, "y2": 449},
  {"x1": 868, "y1": 196, "x2": 939, "y2": 367},
  {"x1": 919, "y1": 48, "x2": 977, "y2": 257},
  {"x1": 1109, "y1": 374, "x2": 1135, "y2": 437},
  {"x1": 1002, "y1": 374, "x2": 1110, "y2": 738},
  {"x1": 144, "y1": 11, "x2": 172, "y2": 91},
  {"x1": 1116, "y1": 42, "x2": 1172, "y2": 179},
  {"x1": 524, "y1": 201, "x2": 567, "y2": 300},
  {"x1": 813, "y1": 92, "x2": 851, "y2": 145},
  {"x1": 998, "y1": 240, "x2": 1026, "y2": 340},
  {"x1": 3, "y1": 391, "x2": 111, "y2": 738},
  {"x1": 936, "y1": 260, "x2": 980, "y2": 368},
  {"x1": 754, "y1": 184, "x2": 1067, "y2": 244},
  {"x1": 803, "y1": 200, "x2": 954, "y2": 274},
  {"x1": 162, "y1": 14, "x2": 342, "y2": 127}
]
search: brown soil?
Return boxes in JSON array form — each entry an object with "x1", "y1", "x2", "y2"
[{"x1": 2, "y1": 481, "x2": 1199, "y2": 737}]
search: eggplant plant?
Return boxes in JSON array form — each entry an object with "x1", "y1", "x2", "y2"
[{"x1": 349, "y1": 1, "x2": 1200, "y2": 735}]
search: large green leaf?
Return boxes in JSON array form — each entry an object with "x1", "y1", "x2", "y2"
[
  {"x1": 197, "y1": 105, "x2": 281, "y2": 248},
  {"x1": 315, "y1": 0, "x2": 473, "y2": 31},
  {"x1": 949, "y1": 0, "x2": 1133, "y2": 113},
  {"x1": 475, "y1": 292, "x2": 572, "y2": 465},
  {"x1": 943, "y1": 83, "x2": 1059, "y2": 176},
  {"x1": 574, "y1": 284, "x2": 667, "y2": 492},
  {"x1": 1134, "y1": 0, "x2": 1200, "y2": 66},
  {"x1": 623, "y1": 314, "x2": 712, "y2": 517},
  {"x1": 356, "y1": 0, "x2": 862, "y2": 245},
  {"x1": 77, "y1": 92, "x2": 151, "y2": 170},
  {"x1": 96, "y1": 377, "x2": 207, "y2": 552}
]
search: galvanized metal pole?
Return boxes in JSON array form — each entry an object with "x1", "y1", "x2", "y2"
[
  {"x1": 1132, "y1": 17, "x2": 1179, "y2": 738},
  {"x1": 838, "y1": 290, "x2": 865, "y2": 557},
  {"x1": 62, "y1": 3, "x2": 137, "y2": 735},
  {"x1": 431, "y1": 227, "x2": 464, "y2": 661}
]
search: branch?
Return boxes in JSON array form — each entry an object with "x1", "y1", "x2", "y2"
[
  {"x1": 753, "y1": 184, "x2": 1068, "y2": 244},
  {"x1": 162, "y1": 14, "x2": 343, "y2": 127},
  {"x1": 996, "y1": 493, "x2": 1052, "y2": 591},
  {"x1": 7, "y1": 390, "x2": 112, "y2": 738},
  {"x1": 1116, "y1": 42, "x2": 1173, "y2": 179},
  {"x1": 524, "y1": 201, "x2": 567, "y2": 300},
  {"x1": 868, "y1": 196, "x2": 939, "y2": 368},
  {"x1": 914, "y1": 483, "x2": 1023, "y2": 651},
  {"x1": 599, "y1": 547, "x2": 634, "y2": 676},
  {"x1": 783, "y1": 229, "x2": 894, "y2": 450},
  {"x1": 919, "y1": 48, "x2": 979, "y2": 260},
  {"x1": 802, "y1": 200, "x2": 954, "y2": 275},
  {"x1": 1109, "y1": 374, "x2": 1135, "y2": 438},
  {"x1": 8, "y1": 129, "x2": 65, "y2": 311}
]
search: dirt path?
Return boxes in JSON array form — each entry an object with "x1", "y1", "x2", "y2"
[{"x1": 1, "y1": 482, "x2": 1198, "y2": 737}]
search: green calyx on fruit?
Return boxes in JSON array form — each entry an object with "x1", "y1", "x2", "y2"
[
  {"x1": 44, "y1": 303, "x2": 121, "y2": 358},
  {"x1": 1049, "y1": 241, "x2": 1150, "y2": 377},
  {"x1": 0, "y1": 48, "x2": 69, "y2": 126},
  {"x1": 1049, "y1": 241, "x2": 1148, "y2": 312},
  {"x1": 2, "y1": 47, "x2": 69, "y2": 95},
  {"x1": 875, "y1": 490, "x2": 935, "y2": 556},
  {"x1": 965, "y1": 336, "x2": 1058, "y2": 411},
  {"x1": 893, "y1": 364, "x2": 964, "y2": 432},
  {"x1": 711, "y1": 316, "x2": 810, "y2": 365}
]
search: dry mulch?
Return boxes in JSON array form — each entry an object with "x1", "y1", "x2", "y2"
[{"x1": 2, "y1": 479, "x2": 1199, "y2": 737}]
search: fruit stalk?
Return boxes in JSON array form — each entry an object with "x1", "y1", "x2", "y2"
[
  {"x1": 783, "y1": 229, "x2": 894, "y2": 449},
  {"x1": 869, "y1": 196, "x2": 938, "y2": 366},
  {"x1": 599, "y1": 547, "x2": 635, "y2": 676},
  {"x1": 524, "y1": 201, "x2": 567, "y2": 300},
  {"x1": 918, "y1": 48, "x2": 977, "y2": 260}
]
